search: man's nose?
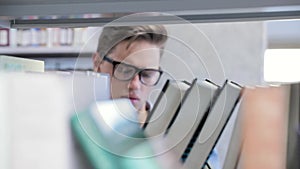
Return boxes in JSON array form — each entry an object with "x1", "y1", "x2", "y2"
[{"x1": 128, "y1": 74, "x2": 141, "y2": 89}]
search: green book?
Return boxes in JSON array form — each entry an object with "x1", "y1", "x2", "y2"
[
  {"x1": 70, "y1": 110, "x2": 120, "y2": 169},
  {"x1": 70, "y1": 99, "x2": 164, "y2": 169}
]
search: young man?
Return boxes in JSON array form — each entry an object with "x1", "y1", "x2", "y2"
[
  {"x1": 93, "y1": 25, "x2": 221, "y2": 169},
  {"x1": 93, "y1": 25, "x2": 168, "y2": 124}
]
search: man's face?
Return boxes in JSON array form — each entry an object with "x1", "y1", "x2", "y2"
[{"x1": 98, "y1": 40, "x2": 161, "y2": 112}]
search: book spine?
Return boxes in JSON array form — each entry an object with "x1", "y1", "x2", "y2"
[
  {"x1": 0, "y1": 28, "x2": 9, "y2": 46},
  {"x1": 70, "y1": 112, "x2": 119, "y2": 169}
]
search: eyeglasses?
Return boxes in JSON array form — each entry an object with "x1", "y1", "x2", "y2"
[{"x1": 102, "y1": 55, "x2": 163, "y2": 86}]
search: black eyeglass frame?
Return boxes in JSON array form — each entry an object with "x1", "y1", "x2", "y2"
[{"x1": 102, "y1": 55, "x2": 163, "y2": 86}]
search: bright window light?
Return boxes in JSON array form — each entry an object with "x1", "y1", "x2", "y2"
[{"x1": 264, "y1": 49, "x2": 300, "y2": 83}]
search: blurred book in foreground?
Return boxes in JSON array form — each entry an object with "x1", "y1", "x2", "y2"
[
  {"x1": 0, "y1": 55, "x2": 44, "y2": 72},
  {"x1": 240, "y1": 83, "x2": 299, "y2": 169},
  {"x1": 70, "y1": 99, "x2": 182, "y2": 169},
  {"x1": 0, "y1": 72, "x2": 111, "y2": 169}
]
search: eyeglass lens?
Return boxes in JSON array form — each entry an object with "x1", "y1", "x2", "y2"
[{"x1": 114, "y1": 63, "x2": 161, "y2": 85}]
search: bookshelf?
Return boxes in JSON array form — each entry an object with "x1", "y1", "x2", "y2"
[
  {"x1": 0, "y1": 46, "x2": 94, "y2": 70},
  {"x1": 0, "y1": 0, "x2": 300, "y2": 28},
  {"x1": 0, "y1": 46, "x2": 91, "y2": 53},
  {"x1": 0, "y1": 46, "x2": 93, "y2": 57},
  {"x1": 0, "y1": 1, "x2": 299, "y2": 169},
  {"x1": 0, "y1": 27, "x2": 100, "y2": 57},
  {"x1": 0, "y1": 1, "x2": 299, "y2": 59}
]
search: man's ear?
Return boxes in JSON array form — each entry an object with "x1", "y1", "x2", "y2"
[{"x1": 92, "y1": 53, "x2": 101, "y2": 72}]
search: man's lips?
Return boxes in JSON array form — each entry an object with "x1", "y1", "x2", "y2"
[
  {"x1": 129, "y1": 96, "x2": 139, "y2": 100},
  {"x1": 121, "y1": 96, "x2": 140, "y2": 101}
]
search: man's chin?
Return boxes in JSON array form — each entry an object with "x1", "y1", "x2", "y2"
[
  {"x1": 116, "y1": 96, "x2": 143, "y2": 112},
  {"x1": 129, "y1": 99, "x2": 143, "y2": 112}
]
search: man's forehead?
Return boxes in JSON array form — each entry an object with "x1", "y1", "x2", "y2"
[
  {"x1": 110, "y1": 40, "x2": 161, "y2": 68},
  {"x1": 112, "y1": 40, "x2": 160, "y2": 58}
]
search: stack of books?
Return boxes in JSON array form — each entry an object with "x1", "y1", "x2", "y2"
[
  {"x1": 71, "y1": 77, "x2": 299, "y2": 169},
  {"x1": 71, "y1": 78, "x2": 243, "y2": 169}
]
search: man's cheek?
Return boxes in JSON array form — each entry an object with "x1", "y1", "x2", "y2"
[
  {"x1": 111, "y1": 81, "x2": 128, "y2": 96},
  {"x1": 142, "y1": 88, "x2": 152, "y2": 101}
]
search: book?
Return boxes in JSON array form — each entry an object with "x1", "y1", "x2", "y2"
[
  {"x1": 70, "y1": 108, "x2": 121, "y2": 169},
  {"x1": 71, "y1": 99, "x2": 174, "y2": 169},
  {"x1": 0, "y1": 28, "x2": 9, "y2": 46},
  {"x1": 236, "y1": 83, "x2": 300, "y2": 169},
  {"x1": 88, "y1": 99, "x2": 144, "y2": 154},
  {"x1": 222, "y1": 100, "x2": 243, "y2": 169},
  {"x1": 0, "y1": 55, "x2": 44, "y2": 72},
  {"x1": 163, "y1": 79, "x2": 219, "y2": 161},
  {"x1": 286, "y1": 83, "x2": 300, "y2": 169},
  {"x1": 239, "y1": 85, "x2": 289, "y2": 169},
  {"x1": 144, "y1": 79, "x2": 191, "y2": 136},
  {"x1": 72, "y1": 71, "x2": 111, "y2": 112},
  {"x1": 183, "y1": 80, "x2": 242, "y2": 169},
  {"x1": 71, "y1": 99, "x2": 146, "y2": 169},
  {"x1": 0, "y1": 72, "x2": 74, "y2": 169}
]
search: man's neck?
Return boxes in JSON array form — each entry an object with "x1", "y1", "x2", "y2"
[{"x1": 138, "y1": 104, "x2": 148, "y2": 125}]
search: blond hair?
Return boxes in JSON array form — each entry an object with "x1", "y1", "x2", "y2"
[{"x1": 97, "y1": 25, "x2": 168, "y2": 57}]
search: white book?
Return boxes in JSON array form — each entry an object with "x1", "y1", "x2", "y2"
[
  {"x1": 0, "y1": 72, "x2": 72, "y2": 169},
  {"x1": 222, "y1": 100, "x2": 242, "y2": 169},
  {"x1": 183, "y1": 81, "x2": 242, "y2": 169},
  {"x1": 164, "y1": 79, "x2": 219, "y2": 160},
  {"x1": 9, "y1": 28, "x2": 17, "y2": 47},
  {"x1": 0, "y1": 72, "x2": 112, "y2": 169},
  {"x1": 144, "y1": 80, "x2": 191, "y2": 137},
  {"x1": 64, "y1": 71, "x2": 111, "y2": 113}
]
